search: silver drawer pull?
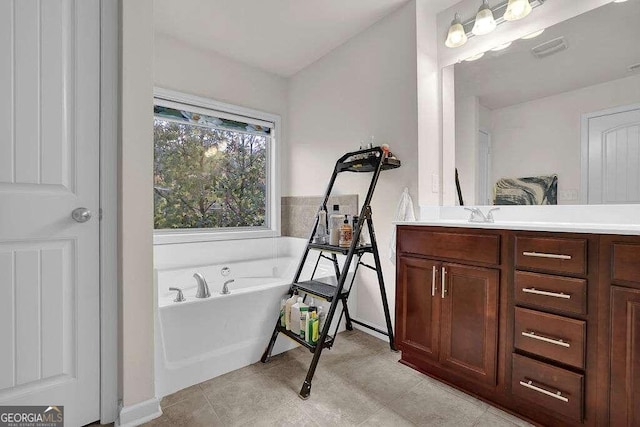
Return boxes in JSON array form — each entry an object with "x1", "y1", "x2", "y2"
[
  {"x1": 519, "y1": 380, "x2": 569, "y2": 402},
  {"x1": 523, "y1": 251, "x2": 572, "y2": 260},
  {"x1": 431, "y1": 266, "x2": 437, "y2": 297},
  {"x1": 522, "y1": 331, "x2": 570, "y2": 348},
  {"x1": 522, "y1": 287, "x2": 571, "y2": 299}
]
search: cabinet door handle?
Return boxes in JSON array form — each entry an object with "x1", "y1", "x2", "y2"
[
  {"x1": 441, "y1": 267, "x2": 447, "y2": 298},
  {"x1": 522, "y1": 251, "x2": 572, "y2": 260},
  {"x1": 522, "y1": 287, "x2": 571, "y2": 299},
  {"x1": 521, "y1": 331, "x2": 570, "y2": 348},
  {"x1": 431, "y1": 266, "x2": 437, "y2": 297},
  {"x1": 519, "y1": 380, "x2": 569, "y2": 402}
]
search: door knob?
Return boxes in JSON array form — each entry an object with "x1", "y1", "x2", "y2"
[{"x1": 71, "y1": 207, "x2": 92, "y2": 223}]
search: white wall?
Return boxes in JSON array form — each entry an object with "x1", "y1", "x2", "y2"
[
  {"x1": 120, "y1": 0, "x2": 155, "y2": 408},
  {"x1": 153, "y1": 32, "x2": 290, "y2": 184},
  {"x1": 287, "y1": 2, "x2": 418, "y2": 329},
  {"x1": 489, "y1": 74, "x2": 640, "y2": 204}
]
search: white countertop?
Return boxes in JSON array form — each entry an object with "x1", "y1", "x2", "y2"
[{"x1": 395, "y1": 219, "x2": 640, "y2": 235}]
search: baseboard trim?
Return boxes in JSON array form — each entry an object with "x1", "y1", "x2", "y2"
[{"x1": 116, "y1": 397, "x2": 162, "y2": 427}]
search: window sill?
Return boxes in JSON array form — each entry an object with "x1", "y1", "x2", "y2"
[{"x1": 153, "y1": 228, "x2": 280, "y2": 245}]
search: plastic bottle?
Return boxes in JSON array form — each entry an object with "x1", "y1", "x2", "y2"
[
  {"x1": 339, "y1": 215, "x2": 353, "y2": 248},
  {"x1": 310, "y1": 312, "x2": 319, "y2": 345},
  {"x1": 306, "y1": 300, "x2": 318, "y2": 344},
  {"x1": 314, "y1": 208, "x2": 328, "y2": 244},
  {"x1": 290, "y1": 297, "x2": 308, "y2": 336},
  {"x1": 317, "y1": 307, "x2": 326, "y2": 332},
  {"x1": 279, "y1": 298, "x2": 287, "y2": 327},
  {"x1": 329, "y1": 205, "x2": 342, "y2": 246},
  {"x1": 284, "y1": 292, "x2": 297, "y2": 331}
]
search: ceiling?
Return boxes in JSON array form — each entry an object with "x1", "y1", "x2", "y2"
[
  {"x1": 154, "y1": 0, "x2": 462, "y2": 77},
  {"x1": 455, "y1": 1, "x2": 640, "y2": 110},
  {"x1": 154, "y1": 0, "x2": 413, "y2": 77}
]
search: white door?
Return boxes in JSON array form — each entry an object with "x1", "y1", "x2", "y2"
[
  {"x1": 0, "y1": 1, "x2": 100, "y2": 426},
  {"x1": 586, "y1": 105, "x2": 640, "y2": 204}
]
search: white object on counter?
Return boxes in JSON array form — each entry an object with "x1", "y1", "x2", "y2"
[{"x1": 389, "y1": 187, "x2": 416, "y2": 263}]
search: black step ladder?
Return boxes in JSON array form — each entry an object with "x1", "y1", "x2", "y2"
[{"x1": 261, "y1": 146, "x2": 400, "y2": 399}]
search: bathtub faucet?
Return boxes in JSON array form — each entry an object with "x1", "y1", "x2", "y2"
[
  {"x1": 222, "y1": 279, "x2": 234, "y2": 295},
  {"x1": 193, "y1": 273, "x2": 211, "y2": 298}
]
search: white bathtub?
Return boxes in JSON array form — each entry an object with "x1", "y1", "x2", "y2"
[{"x1": 154, "y1": 237, "x2": 342, "y2": 398}]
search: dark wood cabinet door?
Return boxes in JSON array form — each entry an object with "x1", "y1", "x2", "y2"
[
  {"x1": 439, "y1": 263, "x2": 499, "y2": 386},
  {"x1": 611, "y1": 286, "x2": 640, "y2": 427},
  {"x1": 396, "y1": 256, "x2": 440, "y2": 362}
]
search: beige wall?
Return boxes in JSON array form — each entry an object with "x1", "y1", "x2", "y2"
[
  {"x1": 119, "y1": 0, "x2": 155, "y2": 407},
  {"x1": 287, "y1": 2, "x2": 419, "y2": 329}
]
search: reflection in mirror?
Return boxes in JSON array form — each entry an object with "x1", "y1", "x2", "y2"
[{"x1": 453, "y1": 1, "x2": 640, "y2": 206}]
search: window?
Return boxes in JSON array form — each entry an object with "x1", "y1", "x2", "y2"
[{"x1": 153, "y1": 89, "x2": 280, "y2": 243}]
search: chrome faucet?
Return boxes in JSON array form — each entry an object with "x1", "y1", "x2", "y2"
[
  {"x1": 169, "y1": 287, "x2": 185, "y2": 302},
  {"x1": 464, "y1": 207, "x2": 500, "y2": 223},
  {"x1": 221, "y1": 279, "x2": 234, "y2": 295},
  {"x1": 193, "y1": 273, "x2": 211, "y2": 298}
]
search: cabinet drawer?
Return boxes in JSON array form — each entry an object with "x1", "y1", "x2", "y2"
[
  {"x1": 515, "y1": 236, "x2": 586, "y2": 275},
  {"x1": 514, "y1": 271, "x2": 587, "y2": 315},
  {"x1": 514, "y1": 307, "x2": 585, "y2": 369},
  {"x1": 512, "y1": 353, "x2": 584, "y2": 422},
  {"x1": 397, "y1": 227, "x2": 500, "y2": 265},
  {"x1": 612, "y1": 242, "x2": 640, "y2": 284}
]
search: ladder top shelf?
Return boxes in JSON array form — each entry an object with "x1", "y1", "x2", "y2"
[{"x1": 335, "y1": 147, "x2": 401, "y2": 173}]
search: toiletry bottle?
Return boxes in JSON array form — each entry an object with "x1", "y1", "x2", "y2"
[
  {"x1": 329, "y1": 205, "x2": 342, "y2": 246},
  {"x1": 284, "y1": 292, "x2": 297, "y2": 331},
  {"x1": 311, "y1": 312, "x2": 319, "y2": 345},
  {"x1": 339, "y1": 215, "x2": 353, "y2": 248},
  {"x1": 299, "y1": 302, "x2": 309, "y2": 339},
  {"x1": 314, "y1": 208, "x2": 328, "y2": 244},
  {"x1": 290, "y1": 297, "x2": 303, "y2": 336},
  {"x1": 306, "y1": 301, "x2": 318, "y2": 344},
  {"x1": 279, "y1": 298, "x2": 287, "y2": 327},
  {"x1": 317, "y1": 306, "x2": 326, "y2": 332}
]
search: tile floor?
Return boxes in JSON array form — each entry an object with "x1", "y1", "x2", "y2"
[{"x1": 145, "y1": 330, "x2": 533, "y2": 426}]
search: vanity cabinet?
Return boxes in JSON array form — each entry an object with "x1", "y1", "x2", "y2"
[
  {"x1": 396, "y1": 227, "x2": 503, "y2": 391},
  {"x1": 396, "y1": 225, "x2": 640, "y2": 426}
]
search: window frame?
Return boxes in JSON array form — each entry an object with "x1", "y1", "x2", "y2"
[{"x1": 152, "y1": 87, "x2": 281, "y2": 245}]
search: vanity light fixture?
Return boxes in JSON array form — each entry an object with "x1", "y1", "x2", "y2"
[
  {"x1": 445, "y1": 13, "x2": 468, "y2": 48},
  {"x1": 445, "y1": 0, "x2": 545, "y2": 48},
  {"x1": 491, "y1": 41, "x2": 513, "y2": 51},
  {"x1": 521, "y1": 29, "x2": 545, "y2": 39},
  {"x1": 504, "y1": 0, "x2": 533, "y2": 21},
  {"x1": 472, "y1": 0, "x2": 497, "y2": 36},
  {"x1": 465, "y1": 52, "x2": 486, "y2": 61}
]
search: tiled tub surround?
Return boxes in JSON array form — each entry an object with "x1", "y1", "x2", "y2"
[
  {"x1": 281, "y1": 195, "x2": 358, "y2": 238},
  {"x1": 147, "y1": 330, "x2": 532, "y2": 427}
]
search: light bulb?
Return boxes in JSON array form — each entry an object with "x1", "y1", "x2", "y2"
[
  {"x1": 521, "y1": 29, "x2": 544, "y2": 39},
  {"x1": 472, "y1": 1, "x2": 496, "y2": 36},
  {"x1": 445, "y1": 14, "x2": 468, "y2": 48},
  {"x1": 504, "y1": 0, "x2": 532, "y2": 21}
]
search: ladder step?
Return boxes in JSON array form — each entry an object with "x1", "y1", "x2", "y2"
[
  {"x1": 292, "y1": 280, "x2": 349, "y2": 302},
  {"x1": 308, "y1": 243, "x2": 373, "y2": 255},
  {"x1": 276, "y1": 325, "x2": 334, "y2": 352}
]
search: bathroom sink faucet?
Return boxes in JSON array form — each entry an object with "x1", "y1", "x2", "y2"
[
  {"x1": 193, "y1": 273, "x2": 211, "y2": 298},
  {"x1": 464, "y1": 207, "x2": 500, "y2": 223},
  {"x1": 221, "y1": 279, "x2": 234, "y2": 295}
]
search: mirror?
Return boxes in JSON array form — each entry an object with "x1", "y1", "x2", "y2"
[{"x1": 452, "y1": 1, "x2": 640, "y2": 206}]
